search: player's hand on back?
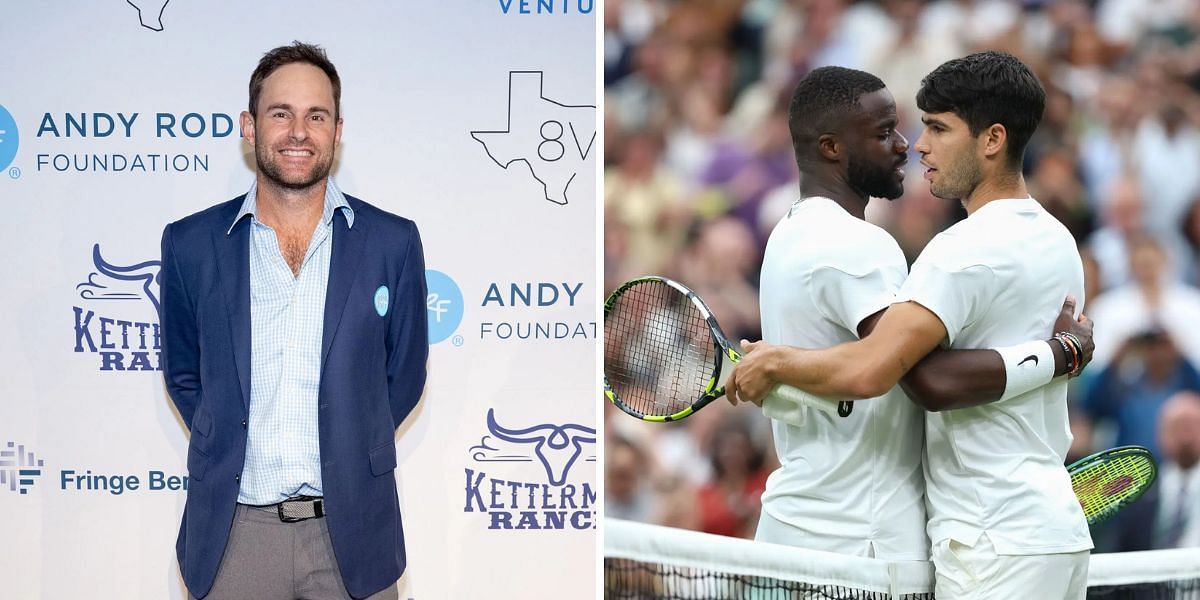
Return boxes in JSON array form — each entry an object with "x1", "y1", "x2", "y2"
[
  {"x1": 725, "y1": 340, "x2": 775, "y2": 407},
  {"x1": 1053, "y1": 295, "x2": 1095, "y2": 377},
  {"x1": 1072, "y1": 315, "x2": 1095, "y2": 375},
  {"x1": 1052, "y1": 296, "x2": 1077, "y2": 336}
]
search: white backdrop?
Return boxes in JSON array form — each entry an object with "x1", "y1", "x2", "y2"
[{"x1": 0, "y1": 2, "x2": 597, "y2": 598}]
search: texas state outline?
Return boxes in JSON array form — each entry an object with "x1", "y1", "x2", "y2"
[
  {"x1": 126, "y1": 0, "x2": 170, "y2": 31},
  {"x1": 471, "y1": 71, "x2": 597, "y2": 206}
]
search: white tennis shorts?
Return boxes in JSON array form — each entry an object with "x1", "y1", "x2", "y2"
[{"x1": 932, "y1": 534, "x2": 1089, "y2": 599}]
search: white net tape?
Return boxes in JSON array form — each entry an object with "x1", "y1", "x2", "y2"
[{"x1": 605, "y1": 518, "x2": 1200, "y2": 599}]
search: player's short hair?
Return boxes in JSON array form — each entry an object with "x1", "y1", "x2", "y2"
[
  {"x1": 248, "y1": 41, "x2": 341, "y2": 119},
  {"x1": 788, "y1": 67, "x2": 887, "y2": 161},
  {"x1": 916, "y1": 51, "x2": 1045, "y2": 167}
]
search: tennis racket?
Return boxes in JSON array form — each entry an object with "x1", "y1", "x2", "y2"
[
  {"x1": 603, "y1": 276, "x2": 851, "y2": 422},
  {"x1": 1068, "y1": 445, "x2": 1157, "y2": 527}
]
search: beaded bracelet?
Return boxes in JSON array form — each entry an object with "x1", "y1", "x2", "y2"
[
  {"x1": 1060, "y1": 332, "x2": 1085, "y2": 377},
  {"x1": 1052, "y1": 334, "x2": 1075, "y2": 376}
]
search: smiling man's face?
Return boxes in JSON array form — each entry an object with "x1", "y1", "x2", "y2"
[{"x1": 242, "y1": 62, "x2": 342, "y2": 192}]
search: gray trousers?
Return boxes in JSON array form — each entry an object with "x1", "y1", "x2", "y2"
[{"x1": 190, "y1": 504, "x2": 400, "y2": 600}]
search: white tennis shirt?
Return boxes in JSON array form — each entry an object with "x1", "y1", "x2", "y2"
[
  {"x1": 757, "y1": 197, "x2": 929, "y2": 560},
  {"x1": 895, "y1": 197, "x2": 1093, "y2": 555}
]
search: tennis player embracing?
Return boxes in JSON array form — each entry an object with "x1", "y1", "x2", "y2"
[{"x1": 729, "y1": 51, "x2": 1094, "y2": 599}]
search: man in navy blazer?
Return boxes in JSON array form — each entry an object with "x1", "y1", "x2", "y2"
[{"x1": 160, "y1": 42, "x2": 427, "y2": 599}]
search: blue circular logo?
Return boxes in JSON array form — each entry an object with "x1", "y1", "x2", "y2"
[
  {"x1": 425, "y1": 270, "x2": 464, "y2": 344},
  {"x1": 373, "y1": 285, "x2": 390, "y2": 317},
  {"x1": 0, "y1": 105, "x2": 18, "y2": 172}
]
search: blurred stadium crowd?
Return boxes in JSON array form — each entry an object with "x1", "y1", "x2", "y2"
[{"x1": 603, "y1": 0, "x2": 1200, "y2": 553}]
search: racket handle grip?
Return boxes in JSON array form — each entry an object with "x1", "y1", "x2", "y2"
[{"x1": 763, "y1": 384, "x2": 845, "y2": 425}]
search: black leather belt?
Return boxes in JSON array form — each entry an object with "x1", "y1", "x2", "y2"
[{"x1": 255, "y1": 496, "x2": 325, "y2": 523}]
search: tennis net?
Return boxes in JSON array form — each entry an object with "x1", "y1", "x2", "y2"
[{"x1": 605, "y1": 518, "x2": 1200, "y2": 599}]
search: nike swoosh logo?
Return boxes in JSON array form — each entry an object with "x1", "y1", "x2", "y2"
[{"x1": 1018, "y1": 355, "x2": 1039, "y2": 367}]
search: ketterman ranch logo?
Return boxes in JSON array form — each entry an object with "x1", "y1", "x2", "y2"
[
  {"x1": 73, "y1": 244, "x2": 162, "y2": 372},
  {"x1": 463, "y1": 410, "x2": 596, "y2": 530}
]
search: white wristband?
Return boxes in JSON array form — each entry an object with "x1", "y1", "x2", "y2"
[{"x1": 995, "y1": 340, "x2": 1057, "y2": 402}]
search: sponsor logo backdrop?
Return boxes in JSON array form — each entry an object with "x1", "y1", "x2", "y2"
[{"x1": 0, "y1": 2, "x2": 596, "y2": 598}]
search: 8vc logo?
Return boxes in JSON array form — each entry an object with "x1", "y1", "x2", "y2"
[{"x1": 0, "y1": 105, "x2": 19, "y2": 172}]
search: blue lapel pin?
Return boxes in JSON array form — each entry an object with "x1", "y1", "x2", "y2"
[{"x1": 374, "y1": 285, "x2": 389, "y2": 317}]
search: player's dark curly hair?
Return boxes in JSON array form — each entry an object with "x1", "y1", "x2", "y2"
[
  {"x1": 248, "y1": 41, "x2": 341, "y2": 119},
  {"x1": 788, "y1": 67, "x2": 886, "y2": 163},
  {"x1": 917, "y1": 51, "x2": 1045, "y2": 168}
]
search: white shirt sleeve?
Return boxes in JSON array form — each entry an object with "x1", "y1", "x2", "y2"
[
  {"x1": 895, "y1": 233, "x2": 998, "y2": 347},
  {"x1": 807, "y1": 231, "x2": 907, "y2": 338}
]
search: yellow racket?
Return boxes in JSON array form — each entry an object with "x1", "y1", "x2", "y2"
[
  {"x1": 603, "y1": 276, "x2": 850, "y2": 422},
  {"x1": 1069, "y1": 445, "x2": 1157, "y2": 526}
]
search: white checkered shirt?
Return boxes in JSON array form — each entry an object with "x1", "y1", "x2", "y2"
[{"x1": 229, "y1": 178, "x2": 354, "y2": 505}]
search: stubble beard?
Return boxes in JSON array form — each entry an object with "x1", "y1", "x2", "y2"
[
  {"x1": 848, "y1": 154, "x2": 904, "y2": 200},
  {"x1": 929, "y1": 154, "x2": 982, "y2": 202},
  {"x1": 255, "y1": 142, "x2": 333, "y2": 192}
]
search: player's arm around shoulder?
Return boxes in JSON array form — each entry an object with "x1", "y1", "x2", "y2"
[
  {"x1": 383, "y1": 218, "x2": 429, "y2": 429},
  {"x1": 901, "y1": 296, "x2": 1095, "y2": 411},
  {"x1": 838, "y1": 300, "x2": 950, "y2": 398},
  {"x1": 727, "y1": 302, "x2": 948, "y2": 404}
]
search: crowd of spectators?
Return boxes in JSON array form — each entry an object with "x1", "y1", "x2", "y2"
[{"x1": 603, "y1": 0, "x2": 1200, "y2": 554}]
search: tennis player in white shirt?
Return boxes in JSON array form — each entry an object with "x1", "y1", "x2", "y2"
[
  {"x1": 730, "y1": 52, "x2": 1094, "y2": 598},
  {"x1": 749, "y1": 65, "x2": 1092, "y2": 570}
]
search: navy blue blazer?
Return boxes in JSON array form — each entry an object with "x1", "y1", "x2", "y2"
[{"x1": 159, "y1": 193, "x2": 428, "y2": 599}]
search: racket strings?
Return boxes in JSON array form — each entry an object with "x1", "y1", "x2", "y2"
[
  {"x1": 1072, "y1": 453, "x2": 1156, "y2": 523},
  {"x1": 605, "y1": 280, "x2": 717, "y2": 417}
]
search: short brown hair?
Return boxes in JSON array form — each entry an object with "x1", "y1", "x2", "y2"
[{"x1": 248, "y1": 41, "x2": 341, "y2": 119}]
